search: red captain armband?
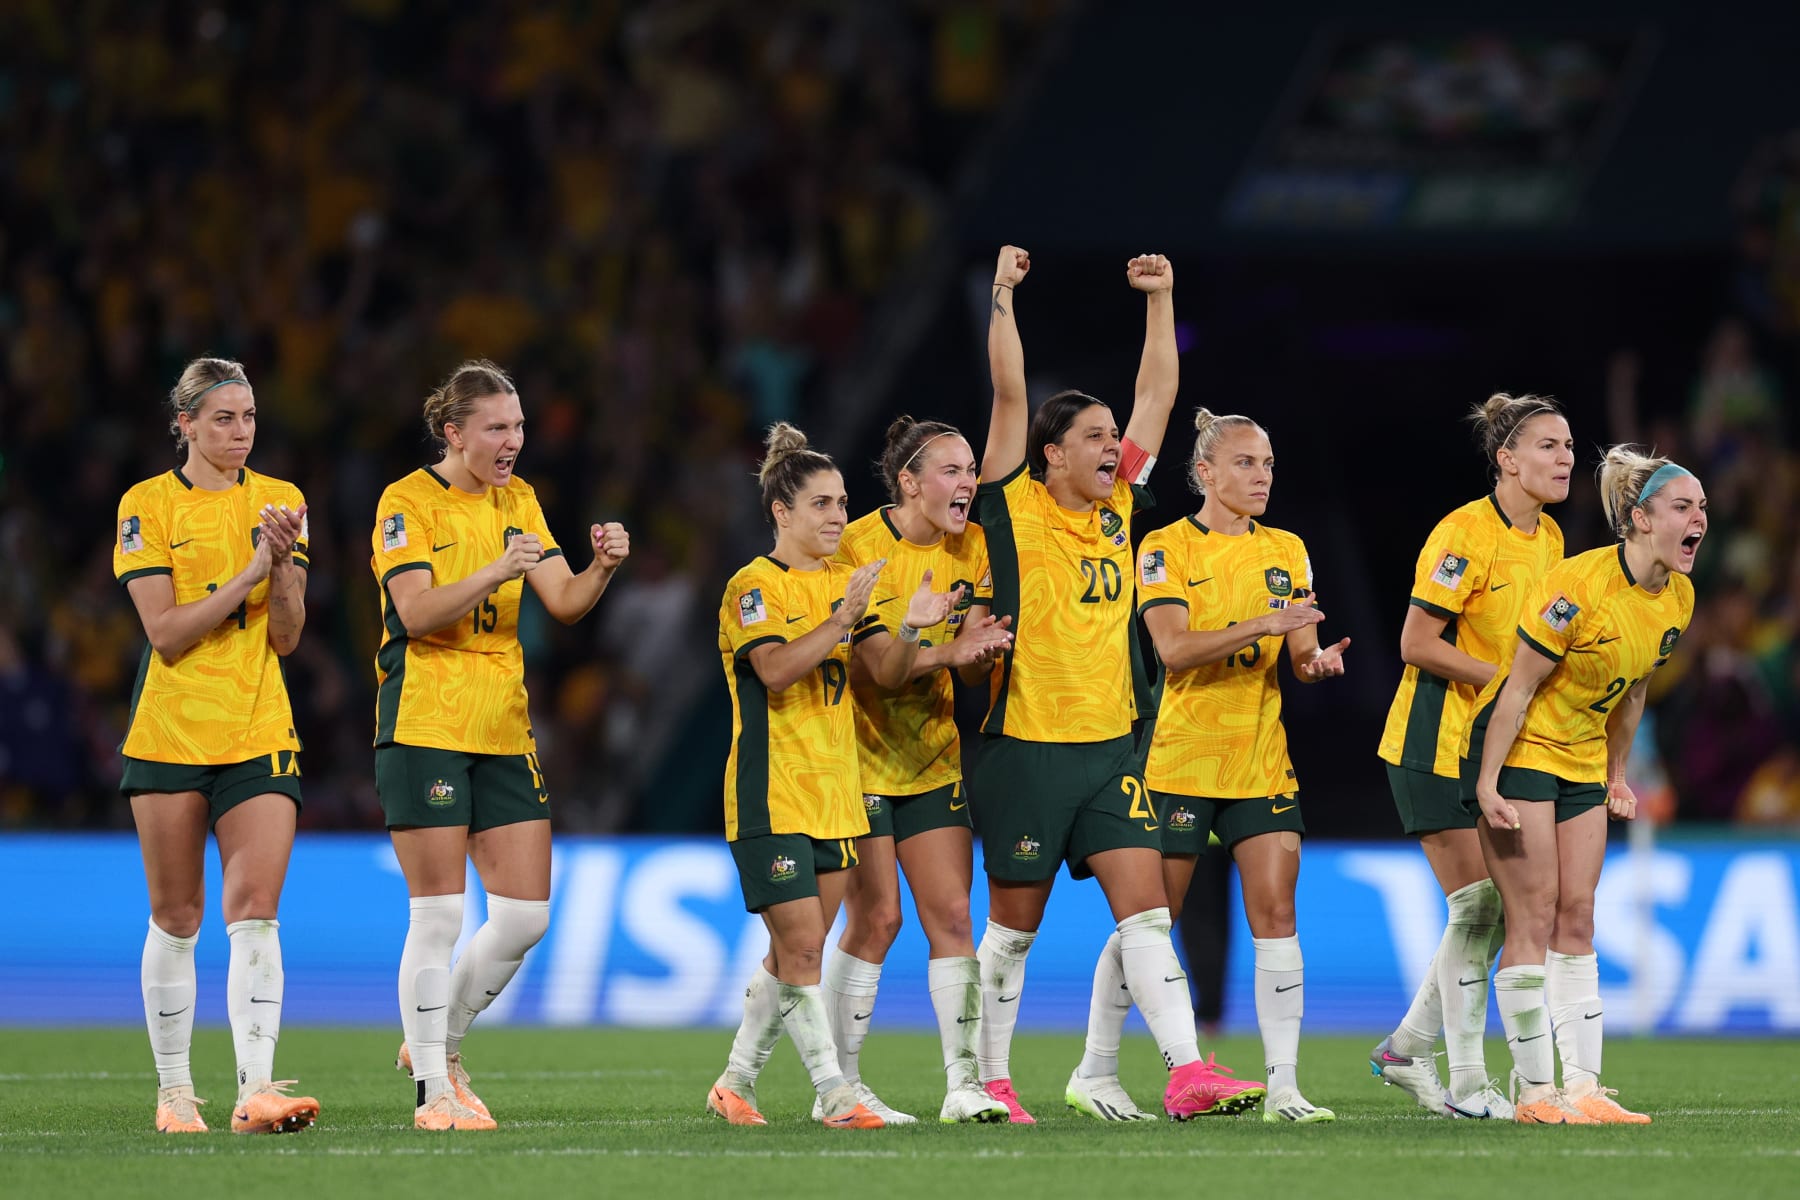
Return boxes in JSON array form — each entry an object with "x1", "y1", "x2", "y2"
[{"x1": 1120, "y1": 438, "x2": 1155, "y2": 487}]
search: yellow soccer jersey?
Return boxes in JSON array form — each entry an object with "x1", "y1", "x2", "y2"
[
  {"x1": 370, "y1": 467, "x2": 562, "y2": 755},
  {"x1": 1136, "y1": 517, "x2": 1311, "y2": 798},
  {"x1": 1378, "y1": 495, "x2": 1563, "y2": 777},
  {"x1": 836, "y1": 508, "x2": 993, "y2": 796},
  {"x1": 975, "y1": 465, "x2": 1148, "y2": 743},
  {"x1": 114, "y1": 468, "x2": 308, "y2": 764},
  {"x1": 719, "y1": 556, "x2": 868, "y2": 841},
  {"x1": 1467, "y1": 544, "x2": 1693, "y2": 783}
]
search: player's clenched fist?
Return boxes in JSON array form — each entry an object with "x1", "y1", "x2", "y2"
[
  {"x1": 994, "y1": 245, "x2": 1030, "y2": 288},
  {"x1": 496, "y1": 532, "x2": 544, "y2": 580},
  {"x1": 1127, "y1": 253, "x2": 1173, "y2": 293},
  {"x1": 592, "y1": 521, "x2": 630, "y2": 570}
]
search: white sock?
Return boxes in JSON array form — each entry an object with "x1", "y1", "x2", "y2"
[
  {"x1": 225, "y1": 919, "x2": 283, "y2": 1097},
  {"x1": 1546, "y1": 950, "x2": 1602, "y2": 1095},
  {"x1": 822, "y1": 950, "x2": 882, "y2": 1084},
  {"x1": 400, "y1": 893, "x2": 462, "y2": 1102},
  {"x1": 724, "y1": 965, "x2": 784, "y2": 1087},
  {"x1": 446, "y1": 894, "x2": 550, "y2": 1056},
  {"x1": 927, "y1": 957, "x2": 982, "y2": 1089},
  {"x1": 1389, "y1": 944, "x2": 1441, "y2": 1058},
  {"x1": 1438, "y1": 879, "x2": 1503, "y2": 1098},
  {"x1": 777, "y1": 983, "x2": 847, "y2": 1099},
  {"x1": 1077, "y1": 931, "x2": 1131, "y2": 1078},
  {"x1": 1253, "y1": 935, "x2": 1304, "y2": 1094},
  {"x1": 142, "y1": 919, "x2": 198, "y2": 1090},
  {"x1": 976, "y1": 920, "x2": 1036, "y2": 1082},
  {"x1": 1117, "y1": 908, "x2": 1199, "y2": 1071},
  {"x1": 1495, "y1": 964, "x2": 1554, "y2": 1101}
]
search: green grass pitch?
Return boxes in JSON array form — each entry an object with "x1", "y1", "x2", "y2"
[{"x1": 3, "y1": 1029, "x2": 1795, "y2": 1198}]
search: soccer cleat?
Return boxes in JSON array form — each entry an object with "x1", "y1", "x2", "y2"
[
  {"x1": 1263, "y1": 1088, "x2": 1336, "y2": 1124},
  {"x1": 982, "y1": 1078, "x2": 1036, "y2": 1124},
  {"x1": 811, "y1": 1081, "x2": 917, "y2": 1125},
  {"x1": 155, "y1": 1085, "x2": 208, "y2": 1133},
  {"x1": 1369, "y1": 1036, "x2": 1447, "y2": 1112},
  {"x1": 414, "y1": 1090, "x2": 497, "y2": 1131},
  {"x1": 230, "y1": 1080, "x2": 319, "y2": 1134},
  {"x1": 819, "y1": 1083, "x2": 885, "y2": 1129},
  {"x1": 1446, "y1": 1081, "x2": 1515, "y2": 1120},
  {"x1": 1566, "y1": 1086, "x2": 1651, "y2": 1125},
  {"x1": 396, "y1": 1041, "x2": 492, "y2": 1121},
  {"x1": 1065, "y1": 1070, "x2": 1156, "y2": 1122},
  {"x1": 940, "y1": 1082, "x2": 1010, "y2": 1124},
  {"x1": 1163, "y1": 1054, "x2": 1266, "y2": 1120},
  {"x1": 1514, "y1": 1091, "x2": 1599, "y2": 1125},
  {"x1": 705, "y1": 1077, "x2": 768, "y2": 1126}
]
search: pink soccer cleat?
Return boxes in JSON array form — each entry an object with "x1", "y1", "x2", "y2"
[
  {"x1": 1164, "y1": 1054, "x2": 1267, "y2": 1120},
  {"x1": 982, "y1": 1078, "x2": 1036, "y2": 1124}
]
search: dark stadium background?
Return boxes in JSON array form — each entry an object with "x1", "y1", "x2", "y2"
[{"x1": 3, "y1": 0, "x2": 1797, "y2": 842}]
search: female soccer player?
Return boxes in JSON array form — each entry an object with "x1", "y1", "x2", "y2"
[
  {"x1": 375, "y1": 360, "x2": 630, "y2": 1131},
  {"x1": 116, "y1": 357, "x2": 318, "y2": 1135},
  {"x1": 817, "y1": 416, "x2": 1014, "y2": 1125},
  {"x1": 1070, "y1": 407, "x2": 1350, "y2": 1124},
  {"x1": 1371, "y1": 395, "x2": 1572, "y2": 1120},
  {"x1": 1468, "y1": 446, "x2": 1704, "y2": 1124},
  {"x1": 968, "y1": 246, "x2": 1263, "y2": 1123},
  {"x1": 706, "y1": 423, "x2": 964, "y2": 1129}
]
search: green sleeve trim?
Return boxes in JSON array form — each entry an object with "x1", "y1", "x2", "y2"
[
  {"x1": 1131, "y1": 482, "x2": 1155, "y2": 511},
  {"x1": 1409, "y1": 596, "x2": 1457, "y2": 620},
  {"x1": 541, "y1": 547, "x2": 565, "y2": 561},
  {"x1": 117, "y1": 566, "x2": 173, "y2": 586},
  {"x1": 852, "y1": 624, "x2": 887, "y2": 645},
  {"x1": 977, "y1": 461, "x2": 1029, "y2": 495},
  {"x1": 734, "y1": 634, "x2": 786, "y2": 660},
  {"x1": 1139, "y1": 596, "x2": 1189, "y2": 615},
  {"x1": 380, "y1": 561, "x2": 433, "y2": 587},
  {"x1": 1517, "y1": 627, "x2": 1564, "y2": 664}
]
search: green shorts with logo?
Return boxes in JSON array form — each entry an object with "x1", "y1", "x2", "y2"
[
  {"x1": 859, "y1": 781, "x2": 974, "y2": 843},
  {"x1": 1155, "y1": 790, "x2": 1305, "y2": 855},
  {"x1": 1388, "y1": 763, "x2": 1475, "y2": 836},
  {"x1": 972, "y1": 733, "x2": 1158, "y2": 882},
  {"x1": 1459, "y1": 762, "x2": 1605, "y2": 824},
  {"x1": 730, "y1": 832, "x2": 860, "y2": 912},
  {"x1": 120, "y1": 752, "x2": 303, "y2": 829},
  {"x1": 375, "y1": 743, "x2": 549, "y2": 832}
]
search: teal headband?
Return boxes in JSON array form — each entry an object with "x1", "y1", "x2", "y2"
[
  {"x1": 1636, "y1": 462, "x2": 1692, "y2": 508},
  {"x1": 198, "y1": 377, "x2": 248, "y2": 397}
]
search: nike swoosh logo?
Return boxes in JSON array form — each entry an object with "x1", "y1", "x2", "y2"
[
  {"x1": 1511, "y1": 1033, "x2": 1545, "y2": 1043},
  {"x1": 780, "y1": 1001, "x2": 801, "y2": 1018},
  {"x1": 1597, "y1": 636, "x2": 1621, "y2": 645},
  {"x1": 1584, "y1": 1011, "x2": 1602, "y2": 1020},
  {"x1": 433, "y1": 541, "x2": 458, "y2": 552},
  {"x1": 250, "y1": 997, "x2": 281, "y2": 1005},
  {"x1": 1458, "y1": 977, "x2": 1485, "y2": 987},
  {"x1": 949, "y1": 801, "x2": 967, "y2": 811},
  {"x1": 877, "y1": 597, "x2": 901, "y2": 606},
  {"x1": 1163, "y1": 974, "x2": 1185, "y2": 983},
  {"x1": 1490, "y1": 583, "x2": 1510, "y2": 592},
  {"x1": 1271, "y1": 804, "x2": 1297, "y2": 814},
  {"x1": 851, "y1": 1012, "x2": 872, "y2": 1022},
  {"x1": 786, "y1": 615, "x2": 807, "y2": 624},
  {"x1": 157, "y1": 1007, "x2": 189, "y2": 1018},
  {"x1": 169, "y1": 539, "x2": 194, "y2": 549},
  {"x1": 1187, "y1": 577, "x2": 1213, "y2": 587},
  {"x1": 997, "y1": 993, "x2": 1019, "y2": 1004},
  {"x1": 1274, "y1": 983, "x2": 1302, "y2": 993},
  {"x1": 956, "y1": 1015, "x2": 980, "y2": 1024},
  {"x1": 485, "y1": 990, "x2": 503, "y2": 997},
  {"x1": 416, "y1": 1004, "x2": 446, "y2": 1013}
]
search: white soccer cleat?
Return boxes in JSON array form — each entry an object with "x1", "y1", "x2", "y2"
[
  {"x1": 1446, "y1": 1080, "x2": 1515, "y2": 1120},
  {"x1": 1369, "y1": 1036, "x2": 1446, "y2": 1112},
  {"x1": 1064, "y1": 1070, "x2": 1157, "y2": 1122},
  {"x1": 810, "y1": 1081, "x2": 916, "y2": 1125},
  {"x1": 1263, "y1": 1088, "x2": 1336, "y2": 1124},
  {"x1": 940, "y1": 1082, "x2": 1010, "y2": 1124}
]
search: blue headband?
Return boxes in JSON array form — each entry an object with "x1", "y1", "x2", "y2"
[
  {"x1": 198, "y1": 377, "x2": 248, "y2": 397},
  {"x1": 1636, "y1": 462, "x2": 1692, "y2": 508}
]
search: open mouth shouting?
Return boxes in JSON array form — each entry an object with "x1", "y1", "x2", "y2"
[
  {"x1": 494, "y1": 454, "x2": 517, "y2": 481},
  {"x1": 1096, "y1": 455, "x2": 1118, "y2": 491},
  {"x1": 947, "y1": 495, "x2": 972, "y2": 525},
  {"x1": 1677, "y1": 530, "x2": 1703, "y2": 567}
]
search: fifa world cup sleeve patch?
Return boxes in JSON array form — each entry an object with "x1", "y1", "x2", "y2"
[
  {"x1": 120, "y1": 516, "x2": 143, "y2": 554},
  {"x1": 1540, "y1": 593, "x2": 1579, "y2": 634},
  {"x1": 738, "y1": 587, "x2": 767, "y2": 627},
  {"x1": 1140, "y1": 548, "x2": 1166, "y2": 585},
  {"x1": 1429, "y1": 552, "x2": 1469, "y2": 591},
  {"x1": 382, "y1": 513, "x2": 408, "y2": 550}
]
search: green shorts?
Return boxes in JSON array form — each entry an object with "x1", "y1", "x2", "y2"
[
  {"x1": 119, "y1": 752, "x2": 303, "y2": 828},
  {"x1": 1130, "y1": 718, "x2": 1156, "y2": 775},
  {"x1": 375, "y1": 743, "x2": 549, "y2": 832},
  {"x1": 860, "y1": 781, "x2": 974, "y2": 843},
  {"x1": 1388, "y1": 763, "x2": 1475, "y2": 836},
  {"x1": 730, "y1": 833, "x2": 859, "y2": 912},
  {"x1": 1460, "y1": 763, "x2": 1605, "y2": 824},
  {"x1": 1155, "y1": 790, "x2": 1304, "y2": 855},
  {"x1": 972, "y1": 733, "x2": 1158, "y2": 882}
]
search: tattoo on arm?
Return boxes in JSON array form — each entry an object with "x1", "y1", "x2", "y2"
[{"x1": 991, "y1": 286, "x2": 1008, "y2": 320}]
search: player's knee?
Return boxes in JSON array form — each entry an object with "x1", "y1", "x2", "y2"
[
  {"x1": 1552, "y1": 896, "x2": 1594, "y2": 945},
  {"x1": 1246, "y1": 898, "x2": 1296, "y2": 938},
  {"x1": 488, "y1": 894, "x2": 551, "y2": 952},
  {"x1": 153, "y1": 902, "x2": 204, "y2": 940},
  {"x1": 920, "y1": 899, "x2": 971, "y2": 953}
]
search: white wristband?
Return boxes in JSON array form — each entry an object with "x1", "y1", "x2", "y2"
[{"x1": 896, "y1": 621, "x2": 921, "y2": 644}]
